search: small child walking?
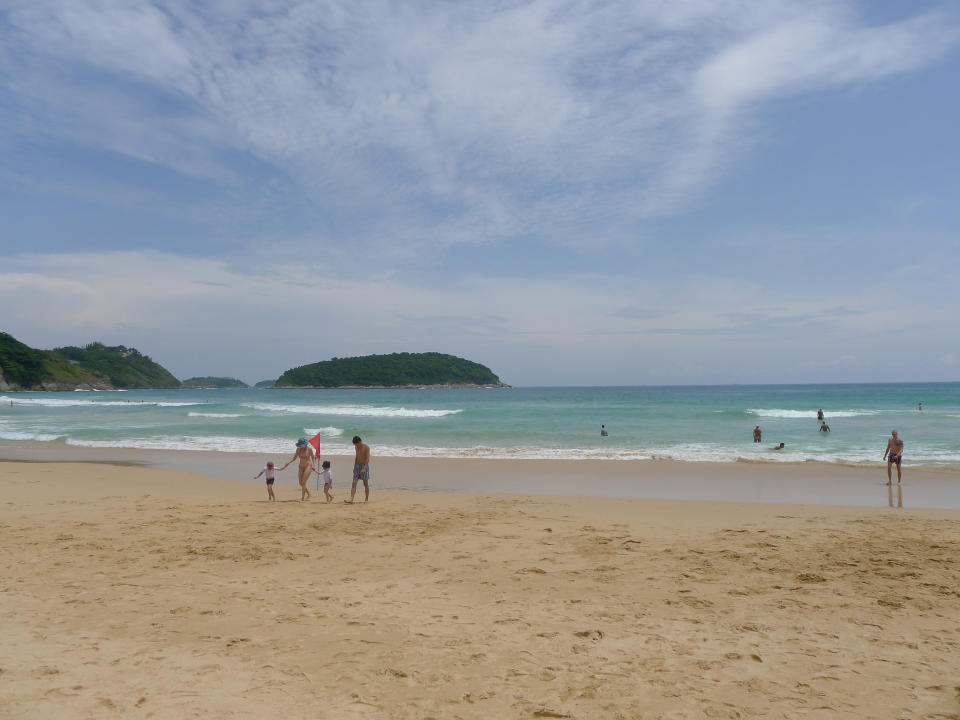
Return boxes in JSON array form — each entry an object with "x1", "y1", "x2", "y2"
[
  {"x1": 254, "y1": 460, "x2": 277, "y2": 501},
  {"x1": 320, "y1": 460, "x2": 334, "y2": 503}
]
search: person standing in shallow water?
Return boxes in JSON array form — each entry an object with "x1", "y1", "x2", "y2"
[
  {"x1": 884, "y1": 430, "x2": 904, "y2": 486},
  {"x1": 346, "y1": 436, "x2": 371, "y2": 504},
  {"x1": 753, "y1": 426, "x2": 762, "y2": 443}
]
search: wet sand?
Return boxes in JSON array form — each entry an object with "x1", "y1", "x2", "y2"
[
  {"x1": 2, "y1": 443, "x2": 959, "y2": 508},
  {"x1": 2, "y1": 460, "x2": 960, "y2": 718}
]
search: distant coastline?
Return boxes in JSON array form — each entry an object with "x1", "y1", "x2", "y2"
[{"x1": 267, "y1": 382, "x2": 511, "y2": 390}]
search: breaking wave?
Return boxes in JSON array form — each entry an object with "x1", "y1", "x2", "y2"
[
  {"x1": 747, "y1": 408, "x2": 881, "y2": 419},
  {"x1": 66, "y1": 435, "x2": 294, "y2": 453},
  {"x1": 188, "y1": 412, "x2": 245, "y2": 418},
  {"x1": 0, "y1": 429, "x2": 65, "y2": 442},
  {"x1": 303, "y1": 427, "x2": 345, "y2": 437},
  {"x1": 0, "y1": 396, "x2": 205, "y2": 408},
  {"x1": 243, "y1": 402, "x2": 461, "y2": 418}
]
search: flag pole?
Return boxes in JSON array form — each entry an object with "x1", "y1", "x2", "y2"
[{"x1": 309, "y1": 432, "x2": 322, "y2": 492}]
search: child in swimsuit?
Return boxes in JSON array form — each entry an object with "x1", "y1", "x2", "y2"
[
  {"x1": 320, "y1": 460, "x2": 334, "y2": 503},
  {"x1": 254, "y1": 460, "x2": 277, "y2": 502}
]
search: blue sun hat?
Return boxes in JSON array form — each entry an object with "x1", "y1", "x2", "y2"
[{"x1": 296, "y1": 437, "x2": 308, "y2": 447}]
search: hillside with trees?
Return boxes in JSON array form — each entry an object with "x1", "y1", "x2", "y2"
[
  {"x1": 275, "y1": 352, "x2": 507, "y2": 388},
  {"x1": 0, "y1": 332, "x2": 110, "y2": 390},
  {"x1": 0, "y1": 333, "x2": 181, "y2": 390},
  {"x1": 52, "y1": 343, "x2": 180, "y2": 388}
]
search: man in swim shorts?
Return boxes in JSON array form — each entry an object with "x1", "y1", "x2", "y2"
[
  {"x1": 346, "y1": 435, "x2": 371, "y2": 503},
  {"x1": 884, "y1": 429, "x2": 904, "y2": 485}
]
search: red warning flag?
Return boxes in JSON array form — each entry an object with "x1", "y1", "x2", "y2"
[{"x1": 308, "y1": 432, "x2": 322, "y2": 460}]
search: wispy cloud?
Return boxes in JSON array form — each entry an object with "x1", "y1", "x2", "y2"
[
  {"x1": 3, "y1": 3, "x2": 959, "y2": 384},
  {"x1": 2, "y1": 1, "x2": 957, "y2": 252}
]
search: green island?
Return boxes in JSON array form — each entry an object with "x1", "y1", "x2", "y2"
[
  {"x1": 0, "y1": 333, "x2": 180, "y2": 390},
  {"x1": 275, "y1": 352, "x2": 508, "y2": 388},
  {"x1": 181, "y1": 377, "x2": 249, "y2": 389}
]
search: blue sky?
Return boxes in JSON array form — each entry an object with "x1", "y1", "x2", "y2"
[{"x1": 1, "y1": 0, "x2": 959, "y2": 386}]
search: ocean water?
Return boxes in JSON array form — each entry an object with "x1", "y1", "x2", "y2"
[{"x1": 1, "y1": 383, "x2": 958, "y2": 468}]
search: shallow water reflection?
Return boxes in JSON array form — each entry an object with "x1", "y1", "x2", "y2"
[{"x1": 888, "y1": 482, "x2": 903, "y2": 508}]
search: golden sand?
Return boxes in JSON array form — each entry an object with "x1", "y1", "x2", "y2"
[{"x1": 2, "y1": 461, "x2": 959, "y2": 719}]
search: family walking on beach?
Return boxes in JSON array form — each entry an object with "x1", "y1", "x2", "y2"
[{"x1": 254, "y1": 435, "x2": 371, "y2": 503}]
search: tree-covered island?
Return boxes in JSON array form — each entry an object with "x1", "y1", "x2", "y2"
[
  {"x1": 275, "y1": 352, "x2": 508, "y2": 388},
  {"x1": 181, "y1": 377, "x2": 249, "y2": 388}
]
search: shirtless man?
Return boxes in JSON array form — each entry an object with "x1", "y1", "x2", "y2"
[
  {"x1": 280, "y1": 437, "x2": 316, "y2": 501},
  {"x1": 346, "y1": 435, "x2": 371, "y2": 504},
  {"x1": 753, "y1": 426, "x2": 762, "y2": 443},
  {"x1": 883, "y1": 429, "x2": 904, "y2": 485}
]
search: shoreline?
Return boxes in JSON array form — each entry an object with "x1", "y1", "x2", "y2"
[{"x1": 2, "y1": 442, "x2": 957, "y2": 509}]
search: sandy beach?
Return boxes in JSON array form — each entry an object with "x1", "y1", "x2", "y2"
[{"x1": 2, "y1": 459, "x2": 960, "y2": 719}]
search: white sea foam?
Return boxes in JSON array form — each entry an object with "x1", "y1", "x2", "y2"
[
  {"x1": 0, "y1": 396, "x2": 205, "y2": 408},
  {"x1": 0, "y1": 429, "x2": 65, "y2": 442},
  {"x1": 242, "y1": 402, "x2": 461, "y2": 418},
  {"x1": 46, "y1": 434, "x2": 960, "y2": 466},
  {"x1": 747, "y1": 408, "x2": 880, "y2": 419},
  {"x1": 303, "y1": 427, "x2": 345, "y2": 437},
  {"x1": 313, "y1": 443, "x2": 655, "y2": 461},
  {"x1": 188, "y1": 412, "x2": 245, "y2": 418},
  {"x1": 66, "y1": 435, "x2": 294, "y2": 453}
]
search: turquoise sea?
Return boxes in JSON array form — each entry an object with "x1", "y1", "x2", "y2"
[{"x1": 2, "y1": 383, "x2": 958, "y2": 468}]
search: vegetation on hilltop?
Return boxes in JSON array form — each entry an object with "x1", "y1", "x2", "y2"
[
  {"x1": 0, "y1": 332, "x2": 46, "y2": 388},
  {"x1": 0, "y1": 332, "x2": 110, "y2": 389},
  {"x1": 275, "y1": 352, "x2": 505, "y2": 388},
  {"x1": 254, "y1": 380, "x2": 276, "y2": 388},
  {"x1": 52, "y1": 343, "x2": 181, "y2": 389},
  {"x1": 181, "y1": 376, "x2": 249, "y2": 388}
]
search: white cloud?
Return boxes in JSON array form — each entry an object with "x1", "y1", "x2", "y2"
[
  {"x1": 2, "y1": 1, "x2": 956, "y2": 248},
  {"x1": 695, "y1": 9, "x2": 958, "y2": 114}
]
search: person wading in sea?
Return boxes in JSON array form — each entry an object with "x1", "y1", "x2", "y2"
[{"x1": 884, "y1": 430, "x2": 904, "y2": 485}]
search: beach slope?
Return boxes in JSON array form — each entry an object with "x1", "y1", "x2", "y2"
[{"x1": 1, "y1": 461, "x2": 959, "y2": 719}]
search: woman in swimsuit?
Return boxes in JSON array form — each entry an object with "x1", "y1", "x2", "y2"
[{"x1": 281, "y1": 438, "x2": 316, "y2": 501}]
